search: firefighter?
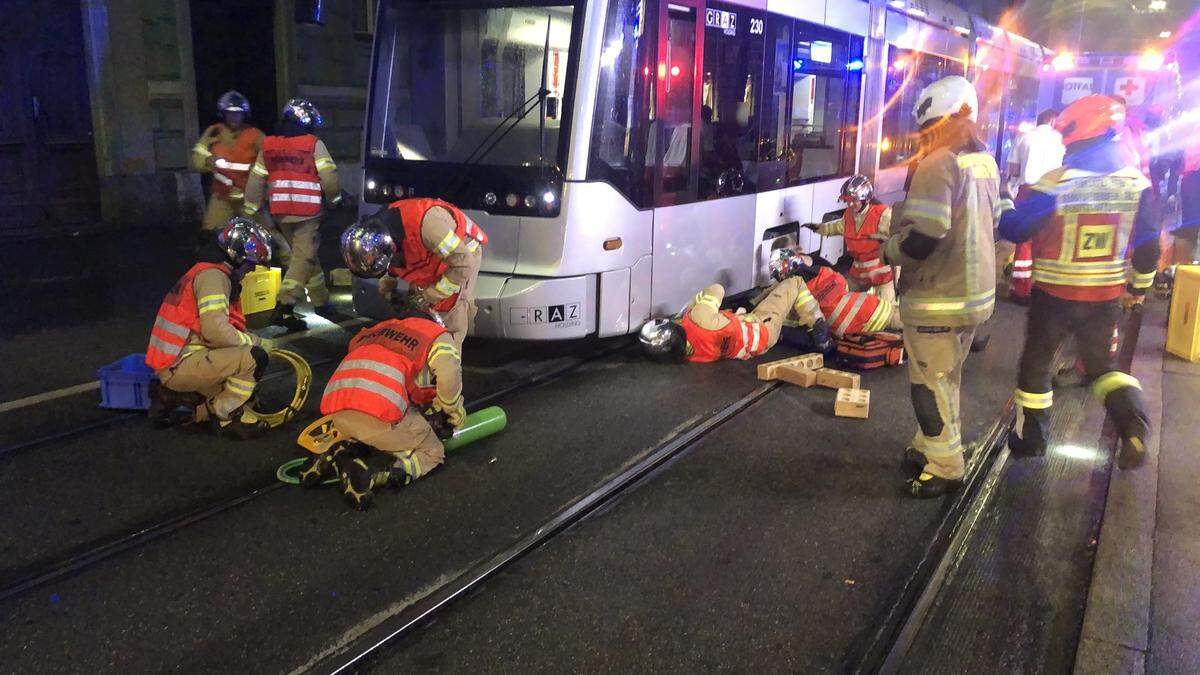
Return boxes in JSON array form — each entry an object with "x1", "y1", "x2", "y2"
[
  {"x1": 879, "y1": 76, "x2": 999, "y2": 499},
  {"x1": 770, "y1": 249, "x2": 902, "y2": 340},
  {"x1": 146, "y1": 217, "x2": 274, "y2": 439},
  {"x1": 243, "y1": 98, "x2": 341, "y2": 332},
  {"x1": 805, "y1": 175, "x2": 897, "y2": 306},
  {"x1": 341, "y1": 198, "x2": 487, "y2": 349},
  {"x1": 296, "y1": 297, "x2": 464, "y2": 510},
  {"x1": 998, "y1": 94, "x2": 1158, "y2": 469},
  {"x1": 191, "y1": 91, "x2": 265, "y2": 234},
  {"x1": 639, "y1": 279, "x2": 830, "y2": 363}
]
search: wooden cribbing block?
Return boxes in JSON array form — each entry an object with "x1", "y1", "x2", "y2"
[
  {"x1": 775, "y1": 365, "x2": 817, "y2": 388},
  {"x1": 815, "y1": 368, "x2": 861, "y2": 390},
  {"x1": 757, "y1": 353, "x2": 823, "y2": 380},
  {"x1": 835, "y1": 388, "x2": 870, "y2": 419}
]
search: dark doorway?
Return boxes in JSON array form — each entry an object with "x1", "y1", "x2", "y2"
[
  {"x1": 0, "y1": 0, "x2": 100, "y2": 236},
  {"x1": 190, "y1": 0, "x2": 278, "y2": 136}
]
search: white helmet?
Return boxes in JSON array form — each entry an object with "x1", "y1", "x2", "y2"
[{"x1": 912, "y1": 75, "x2": 978, "y2": 128}]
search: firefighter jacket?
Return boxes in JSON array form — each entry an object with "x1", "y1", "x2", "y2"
[
  {"x1": 818, "y1": 203, "x2": 894, "y2": 286},
  {"x1": 320, "y1": 318, "x2": 462, "y2": 424},
  {"x1": 385, "y1": 199, "x2": 488, "y2": 312},
  {"x1": 146, "y1": 263, "x2": 257, "y2": 372},
  {"x1": 804, "y1": 266, "x2": 893, "y2": 337},
  {"x1": 243, "y1": 134, "x2": 339, "y2": 222},
  {"x1": 998, "y1": 140, "x2": 1158, "y2": 301},
  {"x1": 884, "y1": 147, "x2": 999, "y2": 327},
  {"x1": 190, "y1": 123, "x2": 264, "y2": 200}
]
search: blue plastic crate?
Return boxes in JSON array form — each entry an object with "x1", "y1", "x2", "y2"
[{"x1": 97, "y1": 354, "x2": 159, "y2": 410}]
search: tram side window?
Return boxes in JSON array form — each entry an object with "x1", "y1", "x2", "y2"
[
  {"x1": 756, "y1": 15, "x2": 792, "y2": 191},
  {"x1": 698, "y1": 4, "x2": 764, "y2": 200},
  {"x1": 1000, "y1": 75, "x2": 1040, "y2": 169},
  {"x1": 879, "y1": 48, "x2": 965, "y2": 169},
  {"x1": 588, "y1": 0, "x2": 653, "y2": 207},
  {"x1": 785, "y1": 22, "x2": 863, "y2": 185}
]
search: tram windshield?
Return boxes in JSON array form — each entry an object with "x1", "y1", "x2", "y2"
[{"x1": 367, "y1": 1, "x2": 578, "y2": 168}]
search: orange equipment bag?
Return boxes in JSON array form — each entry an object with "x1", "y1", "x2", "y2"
[{"x1": 835, "y1": 331, "x2": 905, "y2": 370}]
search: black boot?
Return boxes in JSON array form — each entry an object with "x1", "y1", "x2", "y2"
[
  {"x1": 1117, "y1": 435, "x2": 1148, "y2": 470},
  {"x1": 271, "y1": 304, "x2": 308, "y2": 332},
  {"x1": 907, "y1": 471, "x2": 963, "y2": 499},
  {"x1": 901, "y1": 446, "x2": 927, "y2": 479},
  {"x1": 297, "y1": 441, "x2": 350, "y2": 488},
  {"x1": 213, "y1": 406, "x2": 271, "y2": 440},
  {"x1": 970, "y1": 333, "x2": 990, "y2": 353},
  {"x1": 333, "y1": 445, "x2": 396, "y2": 511},
  {"x1": 148, "y1": 382, "x2": 203, "y2": 429}
]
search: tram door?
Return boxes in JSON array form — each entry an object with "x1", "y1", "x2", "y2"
[{"x1": 651, "y1": 0, "x2": 703, "y2": 206}]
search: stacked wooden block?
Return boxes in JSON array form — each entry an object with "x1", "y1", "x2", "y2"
[{"x1": 756, "y1": 353, "x2": 870, "y2": 419}]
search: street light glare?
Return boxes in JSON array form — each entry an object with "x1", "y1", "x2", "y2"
[
  {"x1": 1159, "y1": 31, "x2": 1172, "y2": 38},
  {"x1": 1149, "y1": 0, "x2": 1167, "y2": 10}
]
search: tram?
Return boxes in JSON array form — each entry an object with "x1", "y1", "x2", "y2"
[{"x1": 355, "y1": 0, "x2": 1047, "y2": 340}]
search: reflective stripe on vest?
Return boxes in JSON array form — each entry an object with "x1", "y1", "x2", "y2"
[
  {"x1": 389, "y1": 199, "x2": 489, "y2": 312},
  {"x1": 145, "y1": 263, "x2": 245, "y2": 371},
  {"x1": 830, "y1": 292, "x2": 870, "y2": 337},
  {"x1": 321, "y1": 351, "x2": 411, "y2": 424},
  {"x1": 209, "y1": 125, "x2": 262, "y2": 197},
  {"x1": 733, "y1": 320, "x2": 769, "y2": 360},
  {"x1": 262, "y1": 134, "x2": 321, "y2": 217}
]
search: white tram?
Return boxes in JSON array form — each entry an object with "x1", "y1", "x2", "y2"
[{"x1": 356, "y1": 0, "x2": 1047, "y2": 339}]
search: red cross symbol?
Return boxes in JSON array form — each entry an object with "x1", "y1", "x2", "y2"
[{"x1": 1119, "y1": 79, "x2": 1140, "y2": 98}]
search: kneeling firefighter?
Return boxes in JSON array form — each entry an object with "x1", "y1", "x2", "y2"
[
  {"x1": 998, "y1": 94, "x2": 1159, "y2": 469},
  {"x1": 297, "y1": 297, "x2": 466, "y2": 510},
  {"x1": 770, "y1": 248, "x2": 902, "y2": 344},
  {"x1": 342, "y1": 198, "x2": 487, "y2": 349},
  {"x1": 639, "y1": 279, "x2": 830, "y2": 363},
  {"x1": 804, "y1": 174, "x2": 898, "y2": 306},
  {"x1": 879, "y1": 75, "x2": 999, "y2": 499},
  {"x1": 146, "y1": 218, "x2": 275, "y2": 439}
]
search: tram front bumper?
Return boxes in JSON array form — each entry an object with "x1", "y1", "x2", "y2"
[{"x1": 352, "y1": 272, "x2": 597, "y2": 340}]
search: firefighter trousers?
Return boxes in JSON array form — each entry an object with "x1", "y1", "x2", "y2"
[
  {"x1": 749, "y1": 277, "x2": 811, "y2": 348},
  {"x1": 201, "y1": 194, "x2": 252, "y2": 232},
  {"x1": 159, "y1": 346, "x2": 262, "y2": 420},
  {"x1": 902, "y1": 324, "x2": 976, "y2": 480},
  {"x1": 327, "y1": 408, "x2": 445, "y2": 481},
  {"x1": 273, "y1": 216, "x2": 329, "y2": 307},
  {"x1": 1012, "y1": 290, "x2": 1149, "y2": 452}
]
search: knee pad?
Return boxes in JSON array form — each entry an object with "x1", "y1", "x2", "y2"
[
  {"x1": 911, "y1": 384, "x2": 945, "y2": 438},
  {"x1": 250, "y1": 346, "x2": 270, "y2": 380}
]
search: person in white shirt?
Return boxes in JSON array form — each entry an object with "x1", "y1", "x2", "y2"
[{"x1": 1003, "y1": 109, "x2": 1066, "y2": 302}]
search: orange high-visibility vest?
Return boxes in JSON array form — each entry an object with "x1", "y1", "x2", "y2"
[
  {"x1": 679, "y1": 311, "x2": 770, "y2": 363},
  {"x1": 805, "y1": 266, "x2": 886, "y2": 337},
  {"x1": 262, "y1": 134, "x2": 322, "y2": 217},
  {"x1": 320, "y1": 318, "x2": 448, "y2": 423},
  {"x1": 386, "y1": 198, "x2": 488, "y2": 312},
  {"x1": 842, "y1": 204, "x2": 894, "y2": 286},
  {"x1": 145, "y1": 263, "x2": 245, "y2": 371},
  {"x1": 209, "y1": 125, "x2": 263, "y2": 198}
]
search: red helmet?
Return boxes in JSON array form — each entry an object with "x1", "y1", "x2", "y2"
[{"x1": 1055, "y1": 95, "x2": 1126, "y2": 146}]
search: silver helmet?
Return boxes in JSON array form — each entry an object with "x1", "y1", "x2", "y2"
[
  {"x1": 341, "y1": 217, "x2": 397, "y2": 279},
  {"x1": 839, "y1": 174, "x2": 874, "y2": 204},
  {"x1": 217, "y1": 90, "x2": 250, "y2": 116},
  {"x1": 769, "y1": 247, "x2": 801, "y2": 282},
  {"x1": 217, "y1": 217, "x2": 272, "y2": 268},
  {"x1": 281, "y1": 98, "x2": 322, "y2": 130},
  {"x1": 639, "y1": 319, "x2": 688, "y2": 363}
]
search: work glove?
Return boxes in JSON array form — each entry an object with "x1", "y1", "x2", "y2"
[
  {"x1": 801, "y1": 222, "x2": 820, "y2": 232},
  {"x1": 808, "y1": 318, "x2": 832, "y2": 354},
  {"x1": 377, "y1": 275, "x2": 398, "y2": 299},
  {"x1": 1120, "y1": 292, "x2": 1145, "y2": 312},
  {"x1": 258, "y1": 337, "x2": 277, "y2": 352},
  {"x1": 868, "y1": 232, "x2": 890, "y2": 243},
  {"x1": 432, "y1": 393, "x2": 467, "y2": 428}
]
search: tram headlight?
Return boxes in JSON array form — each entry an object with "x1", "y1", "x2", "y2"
[
  {"x1": 1051, "y1": 52, "x2": 1075, "y2": 71},
  {"x1": 483, "y1": 192, "x2": 498, "y2": 207},
  {"x1": 524, "y1": 195, "x2": 537, "y2": 209},
  {"x1": 380, "y1": 184, "x2": 391, "y2": 197},
  {"x1": 542, "y1": 190, "x2": 556, "y2": 205},
  {"x1": 505, "y1": 193, "x2": 519, "y2": 208},
  {"x1": 365, "y1": 179, "x2": 377, "y2": 192},
  {"x1": 393, "y1": 184, "x2": 406, "y2": 198}
]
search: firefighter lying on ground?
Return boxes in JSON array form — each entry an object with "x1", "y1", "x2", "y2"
[
  {"x1": 805, "y1": 174, "x2": 898, "y2": 307},
  {"x1": 639, "y1": 277, "x2": 831, "y2": 363},
  {"x1": 243, "y1": 98, "x2": 341, "y2": 332},
  {"x1": 146, "y1": 218, "x2": 275, "y2": 439},
  {"x1": 766, "y1": 248, "x2": 903, "y2": 349},
  {"x1": 341, "y1": 198, "x2": 488, "y2": 350},
  {"x1": 191, "y1": 91, "x2": 264, "y2": 236},
  {"x1": 296, "y1": 296, "x2": 465, "y2": 510},
  {"x1": 997, "y1": 94, "x2": 1159, "y2": 469}
]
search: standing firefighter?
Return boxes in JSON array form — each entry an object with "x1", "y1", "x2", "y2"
[
  {"x1": 191, "y1": 91, "x2": 265, "y2": 234},
  {"x1": 638, "y1": 279, "x2": 830, "y2": 363},
  {"x1": 998, "y1": 94, "x2": 1158, "y2": 469},
  {"x1": 243, "y1": 98, "x2": 341, "y2": 331},
  {"x1": 806, "y1": 175, "x2": 897, "y2": 306},
  {"x1": 880, "y1": 76, "x2": 999, "y2": 498},
  {"x1": 341, "y1": 199, "x2": 488, "y2": 349},
  {"x1": 146, "y1": 218, "x2": 274, "y2": 439},
  {"x1": 298, "y1": 301, "x2": 464, "y2": 510}
]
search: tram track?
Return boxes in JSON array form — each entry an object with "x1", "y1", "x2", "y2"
[{"x1": 0, "y1": 341, "x2": 631, "y2": 605}]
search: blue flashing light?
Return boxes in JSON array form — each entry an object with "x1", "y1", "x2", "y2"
[
  {"x1": 793, "y1": 58, "x2": 805, "y2": 71},
  {"x1": 846, "y1": 58, "x2": 865, "y2": 72}
]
